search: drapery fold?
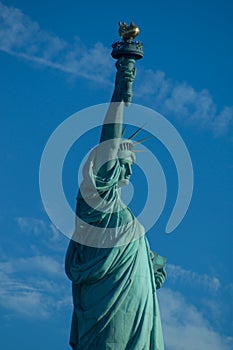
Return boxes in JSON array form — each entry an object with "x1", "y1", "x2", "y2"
[{"x1": 65, "y1": 146, "x2": 165, "y2": 349}]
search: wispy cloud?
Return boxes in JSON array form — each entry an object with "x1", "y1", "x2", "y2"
[
  {"x1": 2, "y1": 216, "x2": 72, "y2": 319},
  {"x1": 166, "y1": 263, "x2": 220, "y2": 292},
  {"x1": 0, "y1": 2, "x2": 113, "y2": 84},
  {"x1": 0, "y1": 248, "x2": 231, "y2": 348},
  {"x1": 159, "y1": 288, "x2": 232, "y2": 350},
  {"x1": 0, "y1": 255, "x2": 71, "y2": 319},
  {"x1": 0, "y1": 270, "x2": 50, "y2": 318},
  {"x1": 135, "y1": 68, "x2": 233, "y2": 137},
  {"x1": 15, "y1": 216, "x2": 67, "y2": 251},
  {"x1": 0, "y1": 1, "x2": 232, "y2": 136},
  {"x1": 163, "y1": 264, "x2": 233, "y2": 344},
  {"x1": 16, "y1": 217, "x2": 48, "y2": 235},
  {"x1": 0, "y1": 255, "x2": 63, "y2": 276}
]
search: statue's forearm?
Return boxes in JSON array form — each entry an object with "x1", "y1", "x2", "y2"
[
  {"x1": 100, "y1": 102, "x2": 123, "y2": 144},
  {"x1": 96, "y1": 57, "x2": 137, "y2": 173},
  {"x1": 100, "y1": 57, "x2": 136, "y2": 144}
]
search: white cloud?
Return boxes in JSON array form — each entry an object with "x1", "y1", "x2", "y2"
[
  {"x1": 0, "y1": 256, "x2": 71, "y2": 319},
  {"x1": 16, "y1": 217, "x2": 47, "y2": 235},
  {"x1": 0, "y1": 255, "x2": 63, "y2": 276},
  {"x1": 212, "y1": 106, "x2": 233, "y2": 137},
  {"x1": 0, "y1": 2, "x2": 113, "y2": 84},
  {"x1": 15, "y1": 216, "x2": 68, "y2": 251},
  {"x1": 166, "y1": 263, "x2": 220, "y2": 292},
  {"x1": 0, "y1": 269, "x2": 49, "y2": 318},
  {"x1": 0, "y1": 2, "x2": 232, "y2": 136},
  {"x1": 158, "y1": 288, "x2": 232, "y2": 350},
  {"x1": 136, "y1": 68, "x2": 233, "y2": 137},
  {"x1": 164, "y1": 264, "x2": 232, "y2": 333},
  {"x1": 0, "y1": 250, "x2": 231, "y2": 350}
]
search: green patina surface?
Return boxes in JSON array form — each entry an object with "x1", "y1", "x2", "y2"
[{"x1": 65, "y1": 27, "x2": 166, "y2": 349}]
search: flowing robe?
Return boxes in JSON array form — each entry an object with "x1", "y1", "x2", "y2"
[{"x1": 65, "y1": 147, "x2": 165, "y2": 350}]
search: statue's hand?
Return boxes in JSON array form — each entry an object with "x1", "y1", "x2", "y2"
[
  {"x1": 154, "y1": 267, "x2": 167, "y2": 289},
  {"x1": 114, "y1": 57, "x2": 136, "y2": 105},
  {"x1": 149, "y1": 250, "x2": 167, "y2": 289}
]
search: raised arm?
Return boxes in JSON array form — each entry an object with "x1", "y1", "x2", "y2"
[{"x1": 95, "y1": 57, "x2": 136, "y2": 175}]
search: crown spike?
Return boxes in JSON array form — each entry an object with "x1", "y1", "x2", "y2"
[
  {"x1": 134, "y1": 136, "x2": 153, "y2": 145},
  {"x1": 128, "y1": 124, "x2": 146, "y2": 140},
  {"x1": 121, "y1": 126, "x2": 126, "y2": 137},
  {"x1": 133, "y1": 149, "x2": 146, "y2": 153}
]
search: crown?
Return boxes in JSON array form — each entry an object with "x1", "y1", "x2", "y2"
[{"x1": 117, "y1": 125, "x2": 152, "y2": 160}]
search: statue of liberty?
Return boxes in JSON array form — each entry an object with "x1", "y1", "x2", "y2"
[{"x1": 65, "y1": 22, "x2": 166, "y2": 350}]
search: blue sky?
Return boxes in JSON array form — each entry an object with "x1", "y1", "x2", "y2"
[{"x1": 0, "y1": 0, "x2": 233, "y2": 349}]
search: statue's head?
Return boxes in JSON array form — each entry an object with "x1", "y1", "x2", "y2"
[
  {"x1": 117, "y1": 139, "x2": 136, "y2": 187},
  {"x1": 116, "y1": 126, "x2": 150, "y2": 187}
]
